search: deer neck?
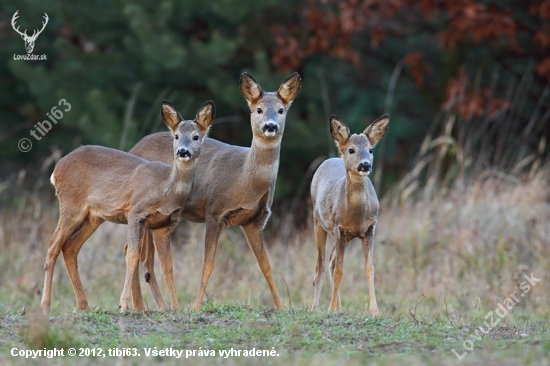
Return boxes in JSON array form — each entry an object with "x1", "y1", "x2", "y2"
[
  {"x1": 245, "y1": 136, "x2": 281, "y2": 187},
  {"x1": 344, "y1": 171, "x2": 370, "y2": 212},
  {"x1": 163, "y1": 159, "x2": 196, "y2": 200}
]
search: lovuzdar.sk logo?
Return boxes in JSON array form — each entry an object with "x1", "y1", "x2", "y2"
[{"x1": 12, "y1": 10, "x2": 48, "y2": 61}]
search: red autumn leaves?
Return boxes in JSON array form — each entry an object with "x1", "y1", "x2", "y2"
[{"x1": 270, "y1": 0, "x2": 550, "y2": 120}]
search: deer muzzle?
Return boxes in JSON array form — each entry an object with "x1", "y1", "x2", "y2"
[
  {"x1": 176, "y1": 148, "x2": 191, "y2": 161},
  {"x1": 357, "y1": 161, "x2": 372, "y2": 175},
  {"x1": 262, "y1": 122, "x2": 278, "y2": 136}
]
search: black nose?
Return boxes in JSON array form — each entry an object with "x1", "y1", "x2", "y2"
[
  {"x1": 177, "y1": 149, "x2": 190, "y2": 158},
  {"x1": 263, "y1": 123, "x2": 278, "y2": 133},
  {"x1": 358, "y1": 162, "x2": 372, "y2": 172}
]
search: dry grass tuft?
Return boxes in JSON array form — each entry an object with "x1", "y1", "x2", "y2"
[{"x1": 20, "y1": 312, "x2": 79, "y2": 350}]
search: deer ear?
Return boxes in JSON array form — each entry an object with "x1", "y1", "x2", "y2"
[
  {"x1": 278, "y1": 72, "x2": 301, "y2": 105},
  {"x1": 195, "y1": 100, "x2": 216, "y2": 136},
  {"x1": 161, "y1": 100, "x2": 183, "y2": 133},
  {"x1": 364, "y1": 114, "x2": 389, "y2": 147},
  {"x1": 330, "y1": 115, "x2": 350, "y2": 146},
  {"x1": 240, "y1": 72, "x2": 262, "y2": 107}
]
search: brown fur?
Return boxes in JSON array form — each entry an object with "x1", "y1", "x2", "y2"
[
  {"x1": 40, "y1": 100, "x2": 215, "y2": 314},
  {"x1": 309, "y1": 114, "x2": 389, "y2": 314},
  {"x1": 129, "y1": 72, "x2": 301, "y2": 310}
]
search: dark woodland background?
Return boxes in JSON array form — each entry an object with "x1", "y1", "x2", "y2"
[{"x1": 1, "y1": 0, "x2": 549, "y2": 220}]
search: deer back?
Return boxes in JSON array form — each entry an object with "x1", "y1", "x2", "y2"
[{"x1": 130, "y1": 72, "x2": 301, "y2": 225}]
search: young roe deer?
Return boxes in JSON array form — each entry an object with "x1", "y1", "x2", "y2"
[
  {"x1": 40, "y1": 100, "x2": 215, "y2": 314},
  {"x1": 309, "y1": 114, "x2": 389, "y2": 315},
  {"x1": 129, "y1": 72, "x2": 301, "y2": 310}
]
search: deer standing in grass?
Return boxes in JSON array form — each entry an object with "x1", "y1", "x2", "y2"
[
  {"x1": 309, "y1": 114, "x2": 389, "y2": 315},
  {"x1": 129, "y1": 72, "x2": 301, "y2": 310},
  {"x1": 40, "y1": 100, "x2": 215, "y2": 314}
]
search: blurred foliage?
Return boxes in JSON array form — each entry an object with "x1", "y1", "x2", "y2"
[{"x1": 0, "y1": 0, "x2": 549, "y2": 211}]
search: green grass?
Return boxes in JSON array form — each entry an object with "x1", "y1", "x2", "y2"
[
  {"x1": 1, "y1": 304, "x2": 549, "y2": 365},
  {"x1": 1, "y1": 169, "x2": 549, "y2": 364}
]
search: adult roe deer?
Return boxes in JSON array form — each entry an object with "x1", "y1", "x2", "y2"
[
  {"x1": 129, "y1": 72, "x2": 301, "y2": 310},
  {"x1": 40, "y1": 100, "x2": 215, "y2": 314},
  {"x1": 309, "y1": 114, "x2": 389, "y2": 314}
]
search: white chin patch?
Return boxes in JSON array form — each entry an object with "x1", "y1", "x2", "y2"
[
  {"x1": 358, "y1": 170, "x2": 369, "y2": 176},
  {"x1": 264, "y1": 131, "x2": 277, "y2": 137},
  {"x1": 178, "y1": 156, "x2": 191, "y2": 162}
]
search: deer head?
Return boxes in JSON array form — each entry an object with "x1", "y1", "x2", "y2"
[
  {"x1": 330, "y1": 114, "x2": 390, "y2": 176},
  {"x1": 239, "y1": 72, "x2": 301, "y2": 141},
  {"x1": 161, "y1": 100, "x2": 215, "y2": 162},
  {"x1": 12, "y1": 11, "x2": 49, "y2": 54}
]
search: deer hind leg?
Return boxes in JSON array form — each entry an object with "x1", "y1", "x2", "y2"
[
  {"x1": 193, "y1": 217, "x2": 223, "y2": 311},
  {"x1": 310, "y1": 217, "x2": 327, "y2": 311},
  {"x1": 242, "y1": 219, "x2": 283, "y2": 309},
  {"x1": 120, "y1": 215, "x2": 144, "y2": 313},
  {"x1": 143, "y1": 229, "x2": 169, "y2": 311},
  {"x1": 125, "y1": 241, "x2": 144, "y2": 312},
  {"x1": 124, "y1": 241, "x2": 147, "y2": 312},
  {"x1": 41, "y1": 208, "x2": 87, "y2": 314},
  {"x1": 152, "y1": 226, "x2": 180, "y2": 311},
  {"x1": 329, "y1": 239, "x2": 347, "y2": 311},
  {"x1": 362, "y1": 224, "x2": 379, "y2": 316},
  {"x1": 61, "y1": 215, "x2": 103, "y2": 311},
  {"x1": 328, "y1": 245, "x2": 339, "y2": 310},
  {"x1": 127, "y1": 229, "x2": 168, "y2": 312}
]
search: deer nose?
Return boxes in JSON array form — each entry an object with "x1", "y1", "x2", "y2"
[
  {"x1": 263, "y1": 123, "x2": 278, "y2": 133},
  {"x1": 358, "y1": 161, "x2": 372, "y2": 172},
  {"x1": 177, "y1": 148, "x2": 191, "y2": 158}
]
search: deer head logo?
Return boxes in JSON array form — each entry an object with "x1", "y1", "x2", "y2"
[{"x1": 11, "y1": 11, "x2": 49, "y2": 54}]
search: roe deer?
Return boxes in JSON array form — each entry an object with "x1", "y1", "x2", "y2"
[
  {"x1": 309, "y1": 114, "x2": 389, "y2": 314},
  {"x1": 129, "y1": 72, "x2": 301, "y2": 310},
  {"x1": 40, "y1": 100, "x2": 215, "y2": 314}
]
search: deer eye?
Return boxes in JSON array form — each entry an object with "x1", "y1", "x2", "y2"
[
  {"x1": 174, "y1": 135, "x2": 179, "y2": 140},
  {"x1": 257, "y1": 108, "x2": 263, "y2": 114},
  {"x1": 369, "y1": 148, "x2": 373, "y2": 154},
  {"x1": 278, "y1": 108, "x2": 284, "y2": 114},
  {"x1": 193, "y1": 135, "x2": 199, "y2": 141},
  {"x1": 348, "y1": 148, "x2": 355, "y2": 154}
]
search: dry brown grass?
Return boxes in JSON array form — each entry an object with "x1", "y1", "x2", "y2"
[{"x1": 1, "y1": 167, "x2": 548, "y2": 322}]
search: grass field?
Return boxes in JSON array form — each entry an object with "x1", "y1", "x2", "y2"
[
  {"x1": 1, "y1": 167, "x2": 549, "y2": 365},
  {"x1": 2, "y1": 305, "x2": 550, "y2": 365}
]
